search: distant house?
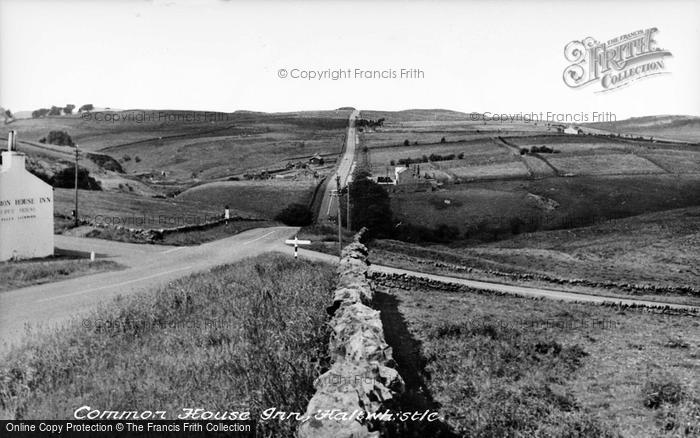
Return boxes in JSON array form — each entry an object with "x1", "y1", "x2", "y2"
[
  {"x1": 308, "y1": 153, "x2": 324, "y2": 165},
  {"x1": 394, "y1": 166, "x2": 409, "y2": 185},
  {"x1": 564, "y1": 125, "x2": 582, "y2": 135},
  {"x1": 395, "y1": 166, "x2": 422, "y2": 185}
]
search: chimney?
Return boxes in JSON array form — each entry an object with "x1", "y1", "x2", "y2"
[{"x1": 2, "y1": 130, "x2": 25, "y2": 172}]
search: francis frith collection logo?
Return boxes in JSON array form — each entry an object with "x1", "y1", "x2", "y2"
[{"x1": 563, "y1": 27, "x2": 672, "y2": 92}]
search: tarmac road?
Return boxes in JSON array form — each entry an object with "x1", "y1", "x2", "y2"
[
  {"x1": 0, "y1": 227, "x2": 297, "y2": 353},
  {"x1": 318, "y1": 109, "x2": 360, "y2": 221}
]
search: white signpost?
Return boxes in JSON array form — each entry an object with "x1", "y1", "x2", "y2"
[{"x1": 284, "y1": 236, "x2": 311, "y2": 259}]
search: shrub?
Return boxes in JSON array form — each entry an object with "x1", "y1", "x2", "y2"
[
  {"x1": 440, "y1": 137, "x2": 446, "y2": 143},
  {"x1": 39, "y1": 130, "x2": 75, "y2": 147},
  {"x1": 275, "y1": 203, "x2": 313, "y2": 226},
  {"x1": 50, "y1": 167, "x2": 101, "y2": 190},
  {"x1": 134, "y1": 156, "x2": 141, "y2": 163},
  {"x1": 642, "y1": 377, "x2": 684, "y2": 409},
  {"x1": 403, "y1": 139, "x2": 410, "y2": 146},
  {"x1": 78, "y1": 104, "x2": 94, "y2": 112}
]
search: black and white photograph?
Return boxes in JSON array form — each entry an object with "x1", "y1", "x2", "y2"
[{"x1": 0, "y1": 0, "x2": 699, "y2": 437}]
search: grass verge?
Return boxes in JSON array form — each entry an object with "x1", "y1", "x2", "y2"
[
  {"x1": 81, "y1": 220, "x2": 276, "y2": 246},
  {"x1": 0, "y1": 258, "x2": 123, "y2": 292},
  {"x1": 374, "y1": 283, "x2": 700, "y2": 437},
  {"x1": 0, "y1": 253, "x2": 335, "y2": 437}
]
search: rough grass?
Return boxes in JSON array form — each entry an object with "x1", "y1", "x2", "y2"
[
  {"x1": 177, "y1": 180, "x2": 317, "y2": 220},
  {"x1": 83, "y1": 220, "x2": 275, "y2": 246},
  {"x1": 53, "y1": 188, "x2": 240, "y2": 229},
  {"x1": 374, "y1": 283, "x2": 700, "y2": 437},
  {"x1": 389, "y1": 174, "x2": 700, "y2": 239},
  {"x1": 0, "y1": 258, "x2": 123, "y2": 292},
  {"x1": 369, "y1": 206, "x2": 700, "y2": 299},
  {"x1": 0, "y1": 254, "x2": 335, "y2": 437}
]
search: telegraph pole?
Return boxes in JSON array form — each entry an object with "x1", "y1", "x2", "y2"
[
  {"x1": 74, "y1": 146, "x2": 80, "y2": 227},
  {"x1": 346, "y1": 185, "x2": 351, "y2": 232},
  {"x1": 336, "y1": 175, "x2": 342, "y2": 258}
]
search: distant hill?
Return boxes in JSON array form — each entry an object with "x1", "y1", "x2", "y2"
[
  {"x1": 587, "y1": 115, "x2": 700, "y2": 143},
  {"x1": 361, "y1": 109, "x2": 473, "y2": 121}
]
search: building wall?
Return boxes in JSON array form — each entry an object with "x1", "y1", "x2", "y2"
[{"x1": 0, "y1": 152, "x2": 54, "y2": 261}]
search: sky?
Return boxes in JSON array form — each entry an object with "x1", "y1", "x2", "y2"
[{"x1": 0, "y1": 0, "x2": 698, "y2": 119}]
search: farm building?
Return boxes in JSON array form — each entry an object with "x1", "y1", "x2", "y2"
[
  {"x1": 395, "y1": 166, "x2": 423, "y2": 185},
  {"x1": 308, "y1": 153, "x2": 325, "y2": 165},
  {"x1": 564, "y1": 125, "x2": 583, "y2": 135}
]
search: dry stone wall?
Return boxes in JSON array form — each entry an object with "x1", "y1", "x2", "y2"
[{"x1": 298, "y1": 230, "x2": 404, "y2": 438}]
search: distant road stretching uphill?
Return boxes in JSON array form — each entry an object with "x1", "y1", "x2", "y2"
[{"x1": 318, "y1": 109, "x2": 360, "y2": 221}]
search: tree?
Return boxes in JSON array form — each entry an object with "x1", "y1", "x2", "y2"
[
  {"x1": 32, "y1": 108, "x2": 50, "y2": 118},
  {"x1": 2, "y1": 108, "x2": 13, "y2": 124},
  {"x1": 349, "y1": 173, "x2": 393, "y2": 238},
  {"x1": 275, "y1": 203, "x2": 313, "y2": 226},
  {"x1": 403, "y1": 139, "x2": 410, "y2": 146},
  {"x1": 39, "y1": 130, "x2": 75, "y2": 147},
  {"x1": 48, "y1": 106, "x2": 62, "y2": 116},
  {"x1": 51, "y1": 167, "x2": 101, "y2": 190},
  {"x1": 440, "y1": 137, "x2": 446, "y2": 143},
  {"x1": 63, "y1": 104, "x2": 75, "y2": 115},
  {"x1": 79, "y1": 104, "x2": 94, "y2": 112}
]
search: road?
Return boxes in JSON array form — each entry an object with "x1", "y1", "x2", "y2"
[
  {"x1": 0, "y1": 227, "x2": 297, "y2": 353},
  {"x1": 294, "y1": 248, "x2": 699, "y2": 311},
  {"x1": 318, "y1": 109, "x2": 360, "y2": 221},
  {"x1": 3, "y1": 229, "x2": 698, "y2": 354}
]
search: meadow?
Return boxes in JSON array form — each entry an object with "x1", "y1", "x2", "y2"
[
  {"x1": 369, "y1": 206, "x2": 700, "y2": 303},
  {"x1": 374, "y1": 281, "x2": 699, "y2": 437},
  {"x1": 0, "y1": 254, "x2": 336, "y2": 437},
  {"x1": 587, "y1": 115, "x2": 700, "y2": 143},
  {"x1": 177, "y1": 179, "x2": 318, "y2": 219},
  {"x1": 53, "y1": 188, "x2": 237, "y2": 229},
  {"x1": 356, "y1": 110, "x2": 700, "y2": 247}
]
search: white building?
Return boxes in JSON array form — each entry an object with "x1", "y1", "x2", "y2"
[
  {"x1": 0, "y1": 131, "x2": 54, "y2": 261},
  {"x1": 564, "y1": 125, "x2": 582, "y2": 135}
]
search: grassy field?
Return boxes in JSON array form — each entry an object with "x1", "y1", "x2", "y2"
[
  {"x1": 373, "y1": 282, "x2": 699, "y2": 437},
  {"x1": 53, "y1": 188, "x2": 251, "y2": 230},
  {"x1": 0, "y1": 257, "x2": 123, "y2": 292},
  {"x1": 0, "y1": 254, "x2": 335, "y2": 436},
  {"x1": 177, "y1": 179, "x2": 318, "y2": 219},
  {"x1": 3, "y1": 109, "x2": 350, "y2": 228},
  {"x1": 388, "y1": 174, "x2": 700, "y2": 238},
  {"x1": 368, "y1": 206, "x2": 700, "y2": 303},
  {"x1": 587, "y1": 115, "x2": 700, "y2": 143},
  {"x1": 96, "y1": 112, "x2": 349, "y2": 181},
  {"x1": 1, "y1": 110, "x2": 351, "y2": 152},
  {"x1": 358, "y1": 111, "x2": 700, "y2": 244},
  {"x1": 545, "y1": 154, "x2": 665, "y2": 176}
]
